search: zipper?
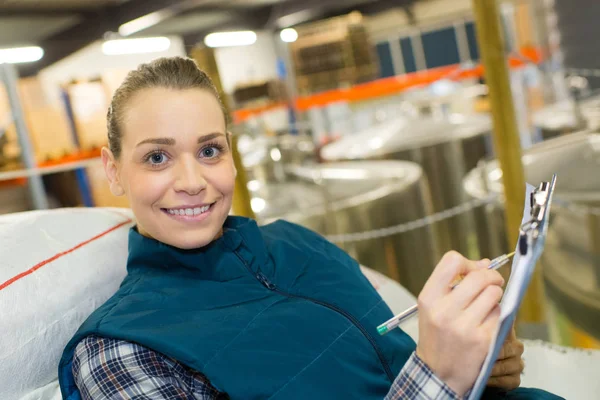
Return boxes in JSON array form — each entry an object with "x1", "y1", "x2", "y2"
[{"x1": 254, "y1": 269, "x2": 394, "y2": 381}]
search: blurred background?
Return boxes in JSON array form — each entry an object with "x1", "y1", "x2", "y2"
[{"x1": 0, "y1": 0, "x2": 599, "y2": 351}]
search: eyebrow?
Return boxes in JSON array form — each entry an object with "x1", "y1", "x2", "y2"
[
  {"x1": 136, "y1": 133, "x2": 225, "y2": 147},
  {"x1": 197, "y1": 132, "x2": 225, "y2": 143}
]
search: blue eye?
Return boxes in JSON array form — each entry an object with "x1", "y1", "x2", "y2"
[
  {"x1": 200, "y1": 145, "x2": 222, "y2": 159},
  {"x1": 145, "y1": 151, "x2": 168, "y2": 166}
]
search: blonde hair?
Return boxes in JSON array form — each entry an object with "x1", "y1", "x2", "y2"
[{"x1": 107, "y1": 56, "x2": 227, "y2": 158}]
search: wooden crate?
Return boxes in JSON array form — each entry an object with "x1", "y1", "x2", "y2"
[{"x1": 291, "y1": 12, "x2": 378, "y2": 95}]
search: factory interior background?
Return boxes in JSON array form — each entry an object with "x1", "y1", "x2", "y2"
[{"x1": 1, "y1": 0, "x2": 600, "y2": 397}]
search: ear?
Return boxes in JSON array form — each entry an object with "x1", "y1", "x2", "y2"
[{"x1": 101, "y1": 147, "x2": 125, "y2": 196}]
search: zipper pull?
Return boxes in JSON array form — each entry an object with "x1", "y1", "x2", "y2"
[{"x1": 256, "y1": 272, "x2": 275, "y2": 290}]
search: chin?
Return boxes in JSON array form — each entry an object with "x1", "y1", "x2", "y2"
[{"x1": 162, "y1": 228, "x2": 221, "y2": 250}]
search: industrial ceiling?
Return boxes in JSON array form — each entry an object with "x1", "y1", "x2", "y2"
[{"x1": 0, "y1": 0, "x2": 416, "y2": 76}]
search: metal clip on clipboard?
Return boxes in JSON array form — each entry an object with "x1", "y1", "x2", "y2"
[{"x1": 518, "y1": 174, "x2": 557, "y2": 257}]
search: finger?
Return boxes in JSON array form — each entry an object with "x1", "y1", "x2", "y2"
[
  {"x1": 487, "y1": 374, "x2": 521, "y2": 390},
  {"x1": 480, "y1": 304, "x2": 502, "y2": 333},
  {"x1": 497, "y1": 339, "x2": 525, "y2": 360},
  {"x1": 491, "y1": 357, "x2": 525, "y2": 377},
  {"x1": 449, "y1": 269, "x2": 504, "y2": 310},
  {"x1": 478, "y1": 258, "x2": 491, "y2": 268},
  {"x1": 422, "y1": 251, "x2": 479, "y2": 298},
  {"x1": 507, "y1": 324, "x2": 517, "y2": 339},
  {"x1": 448, "y1": 258, "x2": 492, "y2": 287}
]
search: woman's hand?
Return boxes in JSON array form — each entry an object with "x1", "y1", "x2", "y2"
[
  {"x1": 487, "y1": 326, "x2": 525, "y2": 390},
  {"x1": 416, "y1": 251, "x2": 504, "y2": 397}
]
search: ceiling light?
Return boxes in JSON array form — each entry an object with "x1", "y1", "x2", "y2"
[
  {"x1": 0, "y1": 46, "x2": 44, "y2": 64},
  {"x1": 204, "y1": 31, "x2": 257, "y2": 48},
  {"x1": 280, "y1": 28, "x2": 298, "y2": 43},
  {"x1": 276, "y1": 10, "x2": 316, "y2": 28},
  {"x1": 118, "y1": 10, "x2": 174, "y2": 36},
  {"x1": 102, "y1": 37, "x2": 171, "y2": 55}
]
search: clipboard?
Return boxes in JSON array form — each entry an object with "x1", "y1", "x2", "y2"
[{"x1": 468, "y1": 174, "x2": 557, "y2": 400}]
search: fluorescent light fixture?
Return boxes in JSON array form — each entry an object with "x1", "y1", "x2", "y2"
[
  {"x1": 118, "y1": 10, "x2": 174, "y2": 36},
  {"x1": 102, "y1": 37, "x2": 171, "y2": 55},
  {"x1": 276, "y1": 10, "x2": 316, "y2": 28},
  {"x1": 204, "y1": 31, "x2": 257, "y2": 48},
  {"x1": 280, "y1": 28, "x2": 298, "y2": 43},
  {"x1": 0, "y1": 46, "x2": 44, "y2": 64}
]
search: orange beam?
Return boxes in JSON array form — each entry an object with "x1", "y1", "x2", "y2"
[
  {"x1": 0, "y1": 148, "x2": 102, "y2": 188},
  {"x1": 37, "y1": 148, "x2": 101, "y2": 168},
  {"x1": 232, "y1": 48, "x2": 542, "y2": 124}
]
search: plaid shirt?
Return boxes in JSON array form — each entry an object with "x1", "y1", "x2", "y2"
[{"x1": 73, "y1": 336, "x2": 461, "y2": 399}]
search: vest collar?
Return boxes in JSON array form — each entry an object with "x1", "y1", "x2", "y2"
[{"x1": 126, "y1": 216, "x2": 273, "y2": 282}]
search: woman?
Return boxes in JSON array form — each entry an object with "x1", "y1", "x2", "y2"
[{"x1": 58, "y1": 57, "x2": 561, "y2": 399}]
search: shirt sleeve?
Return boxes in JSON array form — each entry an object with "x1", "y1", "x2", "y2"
[
  {"x1": 72, "y1": 335, "x2": 222, "y2": 400},
  {"x1": 384, "y1": 352, "x2": 463, "y2": 400}
]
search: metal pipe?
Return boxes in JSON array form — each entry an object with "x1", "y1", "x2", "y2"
[
  {"x1": 0, "y1": 63, "x2": 48, "y2": 210},
  {"x1": 471, "y1": 0, "x2": 543, "y2": 323},
  {"x1": 190, "y1": 46, "x2": 255, "y2": 218}
]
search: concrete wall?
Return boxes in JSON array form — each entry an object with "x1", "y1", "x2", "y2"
[{"x1": 213, "y1": 31, "x2": 280, "y2": 94}]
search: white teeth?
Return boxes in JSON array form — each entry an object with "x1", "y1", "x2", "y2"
[{"x1": 167, "y1": 204, "x2": 211, "y2": 216}]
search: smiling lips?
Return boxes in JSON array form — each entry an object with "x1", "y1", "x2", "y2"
[{"x1": 162, "y1": 203, "x2": 214, "y2": 218}]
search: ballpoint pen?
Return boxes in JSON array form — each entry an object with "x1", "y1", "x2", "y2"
[{"x1": 376, "y1": 252, "x2": 516, "y2": 336}]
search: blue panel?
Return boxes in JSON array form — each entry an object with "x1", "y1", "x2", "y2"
[
  {"x1": 400, "y1": 37, "x2": 416, "y2": 73},
  {"x1": 375, "y1": 42, "x2": 395, "y2": 78},
  {"x1": 465, "y1": 21, "x2": 480, "y2": 61},
  {"x1": 422, "y1": 27, "x2": 461, "y2": 69}
]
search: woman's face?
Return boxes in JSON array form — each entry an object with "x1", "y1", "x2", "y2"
[{"x1": 102, "y1": 87, "x2": 235, "y2": 249}]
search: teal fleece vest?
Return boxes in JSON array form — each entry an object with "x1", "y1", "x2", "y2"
[
  {"x1": 58, "y1": 217, "x2": 416, "y2": 399},
  {"x1": 58, "y1": 217, "x2": 563, "y2": 400}
]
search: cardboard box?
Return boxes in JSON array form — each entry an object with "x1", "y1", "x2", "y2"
[
  {"x1": 67, "y1": 82, "x2": 110, "y2": 151},
  {"x1": 17, "y1": 78, "x2": 77, "y2": 162}
]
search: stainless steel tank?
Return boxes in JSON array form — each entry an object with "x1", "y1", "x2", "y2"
[
  {"x1": 320, "y1": 113, "x2": 493, "y2": 259},
  {"x1": 463, "y1": 131, "x2": 600, "y2": 347},
  {"x1": 252, "y1": 160, "x2": 440, "y2": 296},
  {"x1": 398, "y1": 81, "x2": 488, "y2": 119},
  {"x1": 238, "y1": 134, "x2": 315, "y2": 183},
  {"x1": 532, "y1": 94, "x2": 600, "y2": 140}
]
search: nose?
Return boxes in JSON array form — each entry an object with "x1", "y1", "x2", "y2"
[{"x1": 172, "y1": 155, "x2": 207, "y2": 196}]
